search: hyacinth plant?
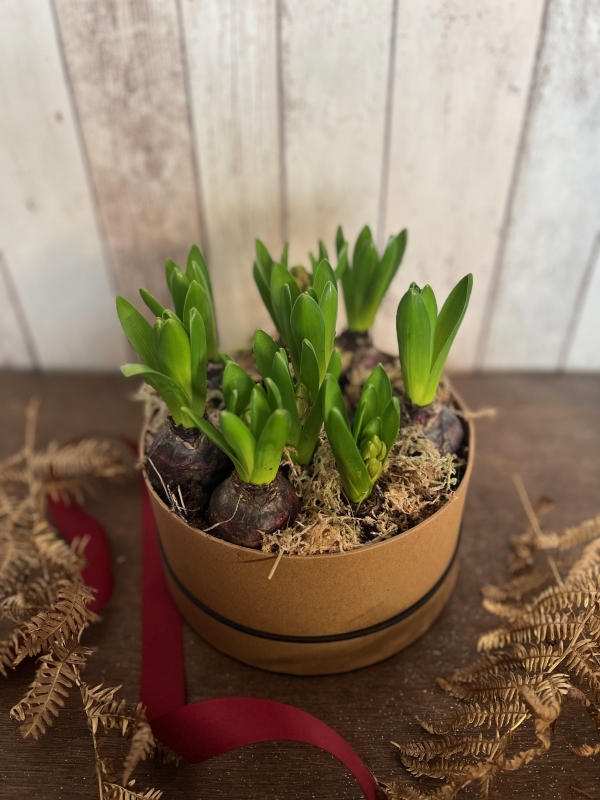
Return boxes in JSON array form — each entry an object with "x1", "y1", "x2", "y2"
[
  {"x1": 116, "y1": 246, "x2": 232, "y2": 517},
  {"x1": 116, "y1": 231, "x2": 474, "y2": 550},
  {"x1": 323, "y1": 365, "x2": 400, "y2": 503},
  {"x1": 337, "y1": 225, "x2": 407, "y2": 335},
  {"x1": 181, "y1": 363, "x2": 300, "y2": 547},
  {"x1": 396, "y1": 273, "x2": 473, "y2": 455},
  {"x1": 139, "y1": 243, "x2": 220, "y2": 363}
]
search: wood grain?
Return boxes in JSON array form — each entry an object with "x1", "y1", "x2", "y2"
[
  {"x1": 53, "y1": 0, "x2": 203, "y2": 309},
  {"x1": 566, "y1": 232, "x2": 600, "y2": 370},
  {"x1": 1, "y1": 372, "x2": 600, "y2": 799},
  {"x1": 281, "y1": 0, "x2": 394, "y2": 272},
  {"x1": 482, "y1": 0, "x2": 600, "y2": 369},
  {"x1": 374, "y1": 0, "x2": 545, "y2": 364},
  {"x1": 0, "y1": 253, "x2": 33, "y2": 368},
  {"x1": 0, "y1": 0, "x2": 127, "y2": 369},
  {"x1": 179, "y1": 0, "x2": 282, "y2": 351}
]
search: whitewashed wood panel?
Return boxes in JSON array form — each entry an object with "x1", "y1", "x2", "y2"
[
  {"x1": 565, "y1": 234, "x2": 600, "y2": 371},
  {"x1": 180, "y1": 0, "x2": 282, "y2": 351},
  {"x1": 483, "y1": 0, "x2": 600, "y2": 369},
  {"x1": 0, "y1": 254, "x2": 33, "y2": 368},
  {"x1": 374, "y1": 0, "x2": 545, "y2": 364},
  {"x1": 282, "y1": 0, "x2": 394, "y2": 274},
  {"x1": 0, "y1": 0, "x2": 127, "y2": 370},
  {"x1": 53, "y1": 0, "x2": 202, "y2": 310}
]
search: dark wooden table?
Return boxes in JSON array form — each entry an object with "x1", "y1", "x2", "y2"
[{"x1": 1, "y1": 372, "x2": 599, "y2": 800}]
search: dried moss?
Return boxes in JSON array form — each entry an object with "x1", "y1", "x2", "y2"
[{"x1": 262, "y1": 424, "x2": 462, "y2": 556}]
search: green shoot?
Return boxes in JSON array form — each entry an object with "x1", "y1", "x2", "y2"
[
  {"x1": 138, "y1": 243, "x2": 220, "y2": 362},
  {"x1": 253, "y1": 257, "x2": 341, "y2": 464},
  {"x1": 253, "y1": 239, "x2": 346, "y2": 340},
  {"x1": 254, "y1": 329, "x2": 341, "y2": 465},
  {"x1": 182, "y1": 362, "x2": 291, "y2": 485},
  {"x1": 323, "y1": 365, "x2": 400, "y2": 504},
  {"x1": 338, "y1": 225, "x2": 407, "y2": 333},
  {"x1": 117, "y1": 297, "x2": 207, "y2": 427},
  {"x1": 396, "y1": 274, "x2": 473, "y2": 407}
]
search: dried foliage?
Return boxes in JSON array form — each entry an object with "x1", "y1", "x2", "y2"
[
  {"x1": 381, "y1": 480, "x2": 600, "y2": 800},
  {"x1": 0, "y1": 399, "x2": 174, "y2": 799}
]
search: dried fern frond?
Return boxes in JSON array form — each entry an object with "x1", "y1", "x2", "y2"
[
  {"x1": 385, "y1": 489, "x2": 600, "y2": 800},
  {"x1": 0, "y1": 399, "x2": 167, "y2": 800},
  {"x1": 10, "y1": 640, "x2": 90, "y2": 739},
  {"x1": 122, "y1": 720, "x2": 156, "y2": 785},
  {"x1": 0, "y1": 629, "x2": 21, "y2": 677},
  {"x1": 15, "y1": 580, "x2": 96, "y2": 663},
  {"x1": 481, "y1": 566, "x2": 552, "y2": 604},
  {"x1": 81, "y1": 683, "x2": 136, "y2": 736},
  {"x1": 104, "y1": 784, "x2": 163, "y2": 800}
]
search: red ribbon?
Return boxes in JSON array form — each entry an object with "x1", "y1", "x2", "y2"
[{"x1": 49, "y1": 476, "x2": 381, "y2": 800}]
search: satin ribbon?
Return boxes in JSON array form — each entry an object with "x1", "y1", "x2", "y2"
[{"x1": 48, "y1": 475, "x2": 381, "y2": 800}]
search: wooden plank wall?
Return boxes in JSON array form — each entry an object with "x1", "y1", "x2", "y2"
[{"x1": 0, "y1": 0, "x2": 598, "y2": 370}]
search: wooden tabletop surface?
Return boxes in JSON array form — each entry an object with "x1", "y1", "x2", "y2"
[{"x1": 1, "y1": 371, "x2": 599, "y2": 800}]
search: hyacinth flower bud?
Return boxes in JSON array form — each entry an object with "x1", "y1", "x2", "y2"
[
  {"x1": 360, "y1": 437, "x2": 380, "y2": 461},
  {"x1": 365, "y1": 458, "x2": 382, "y2": 481},
  {"x1": 360, "y1": 434, "x2": 387, "y2": 463},
  {"x1": 290, "y1": 265, "x2": 312, "y2": 292}
]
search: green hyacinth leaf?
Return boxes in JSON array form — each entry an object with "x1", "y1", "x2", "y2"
[
  {"x1": 251, "y1": 409, "x2": 291, "y2": 485},
  {"x1": 253, "y1": 260, "x2": 276, "y2": 330},
  {"x1": 426, "y1": 274, "x2": 473, "y2": 401},
  {"x1": 362, "y1": 363, "x2": 392, "y2": 417},
  {"x1": 157, "y1": 318, "x2": 192, "y2": 401},
  {"x1": 122, "y1": 364, "x2": 188, "y2": 425},
  {"x1": 264, "y1": 376, "x2": 283, "y2": 413},
  {"x1": 167, "y1": 263, "x2": 190, "y2": 320},
  {"x1": 291, "y1": 293, "x2": 326, "y2": 380},
  {"x1": 188, "y1": 308, "x2": 207, "y2": 416},
  {"x1": 280, "y1": 242, "x2": 289, "y2": 268},
  {"x1": 334, "y1": 241, "x2": 348, "y2": 281},
  {"x1": 249, "y1": 384, "x2": 272, "y2": 440},
  {"x1": 420, "y1": 284, "x2": 438, "y2": 346},
  {"x1": 318, "y1": 281, "x2": 338, "y2": 366},
  {"x1": 253, "y1": 329, "x2": 279, "y2": 381},
  {"x1": 352, "y1": 225, "x2": 373, "y2": 268},
  {"x1": 182, "y1": 281, "x2": 204, "y2": 331},
  {"x1": 396, "y1": 286, "x2": 433, "y2": 407},
  {"x1": 326, "y1": 347, "x2": 342, "y2": 381},
  {"x1": 353, "y1": 384, "x2": 379, "y2": 444},
  {"x1": 313, "y1": 259, "x2": 336, "y2": 301},
  {"x1": 325, "y1": 407, "x2": 372, "y2": 504},
  {"x1": 272, "y1": 351, "x2": 301, "y2": 444},
  {"x1": 116, "y1": 296, "x2": 160, "y2": 371},
  {"x1": 365, "y1": 229, "x2": 407, "y2": 319},
  {"x1": 186, "y1": 244, "x2": 212, "y2": 298},
  {"x1": 299, "y1": 339, "x2": 320, "y2": 401},
  {"x1": 381, "y1": 397, "x2": 401, "y2": 457},
  {"x1": 183, "y1": 280, "x2": 219, "y2": 361},
  {"x1": 139, "y1": 288, "x2": 166, "y2": 318},
  {"x1": 255, "y1": 239, "x2": 273, "y2": 283},
  {"x1": 335, "y1": 225, "x2": 346, "y2": 256},
  {"x1": 271, "y1": 262, "x2": 300, "y2": 331},
  {"x1": 222, "y1": 362, "x2": 255, "y2": 416},
  {"x1": 323, "y1": 373, "x2": 350, "y2": 430},
  {"x1": 219, "y1": 411, "x2": 256, "y2": 482},
  {"x1": 318, "y1": 240, "x2": 329, "y2": 263}
]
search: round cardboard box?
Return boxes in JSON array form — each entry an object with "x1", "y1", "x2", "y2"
[{"x1": 144, "y1": 405, "x2": 474, "y2": 675}]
